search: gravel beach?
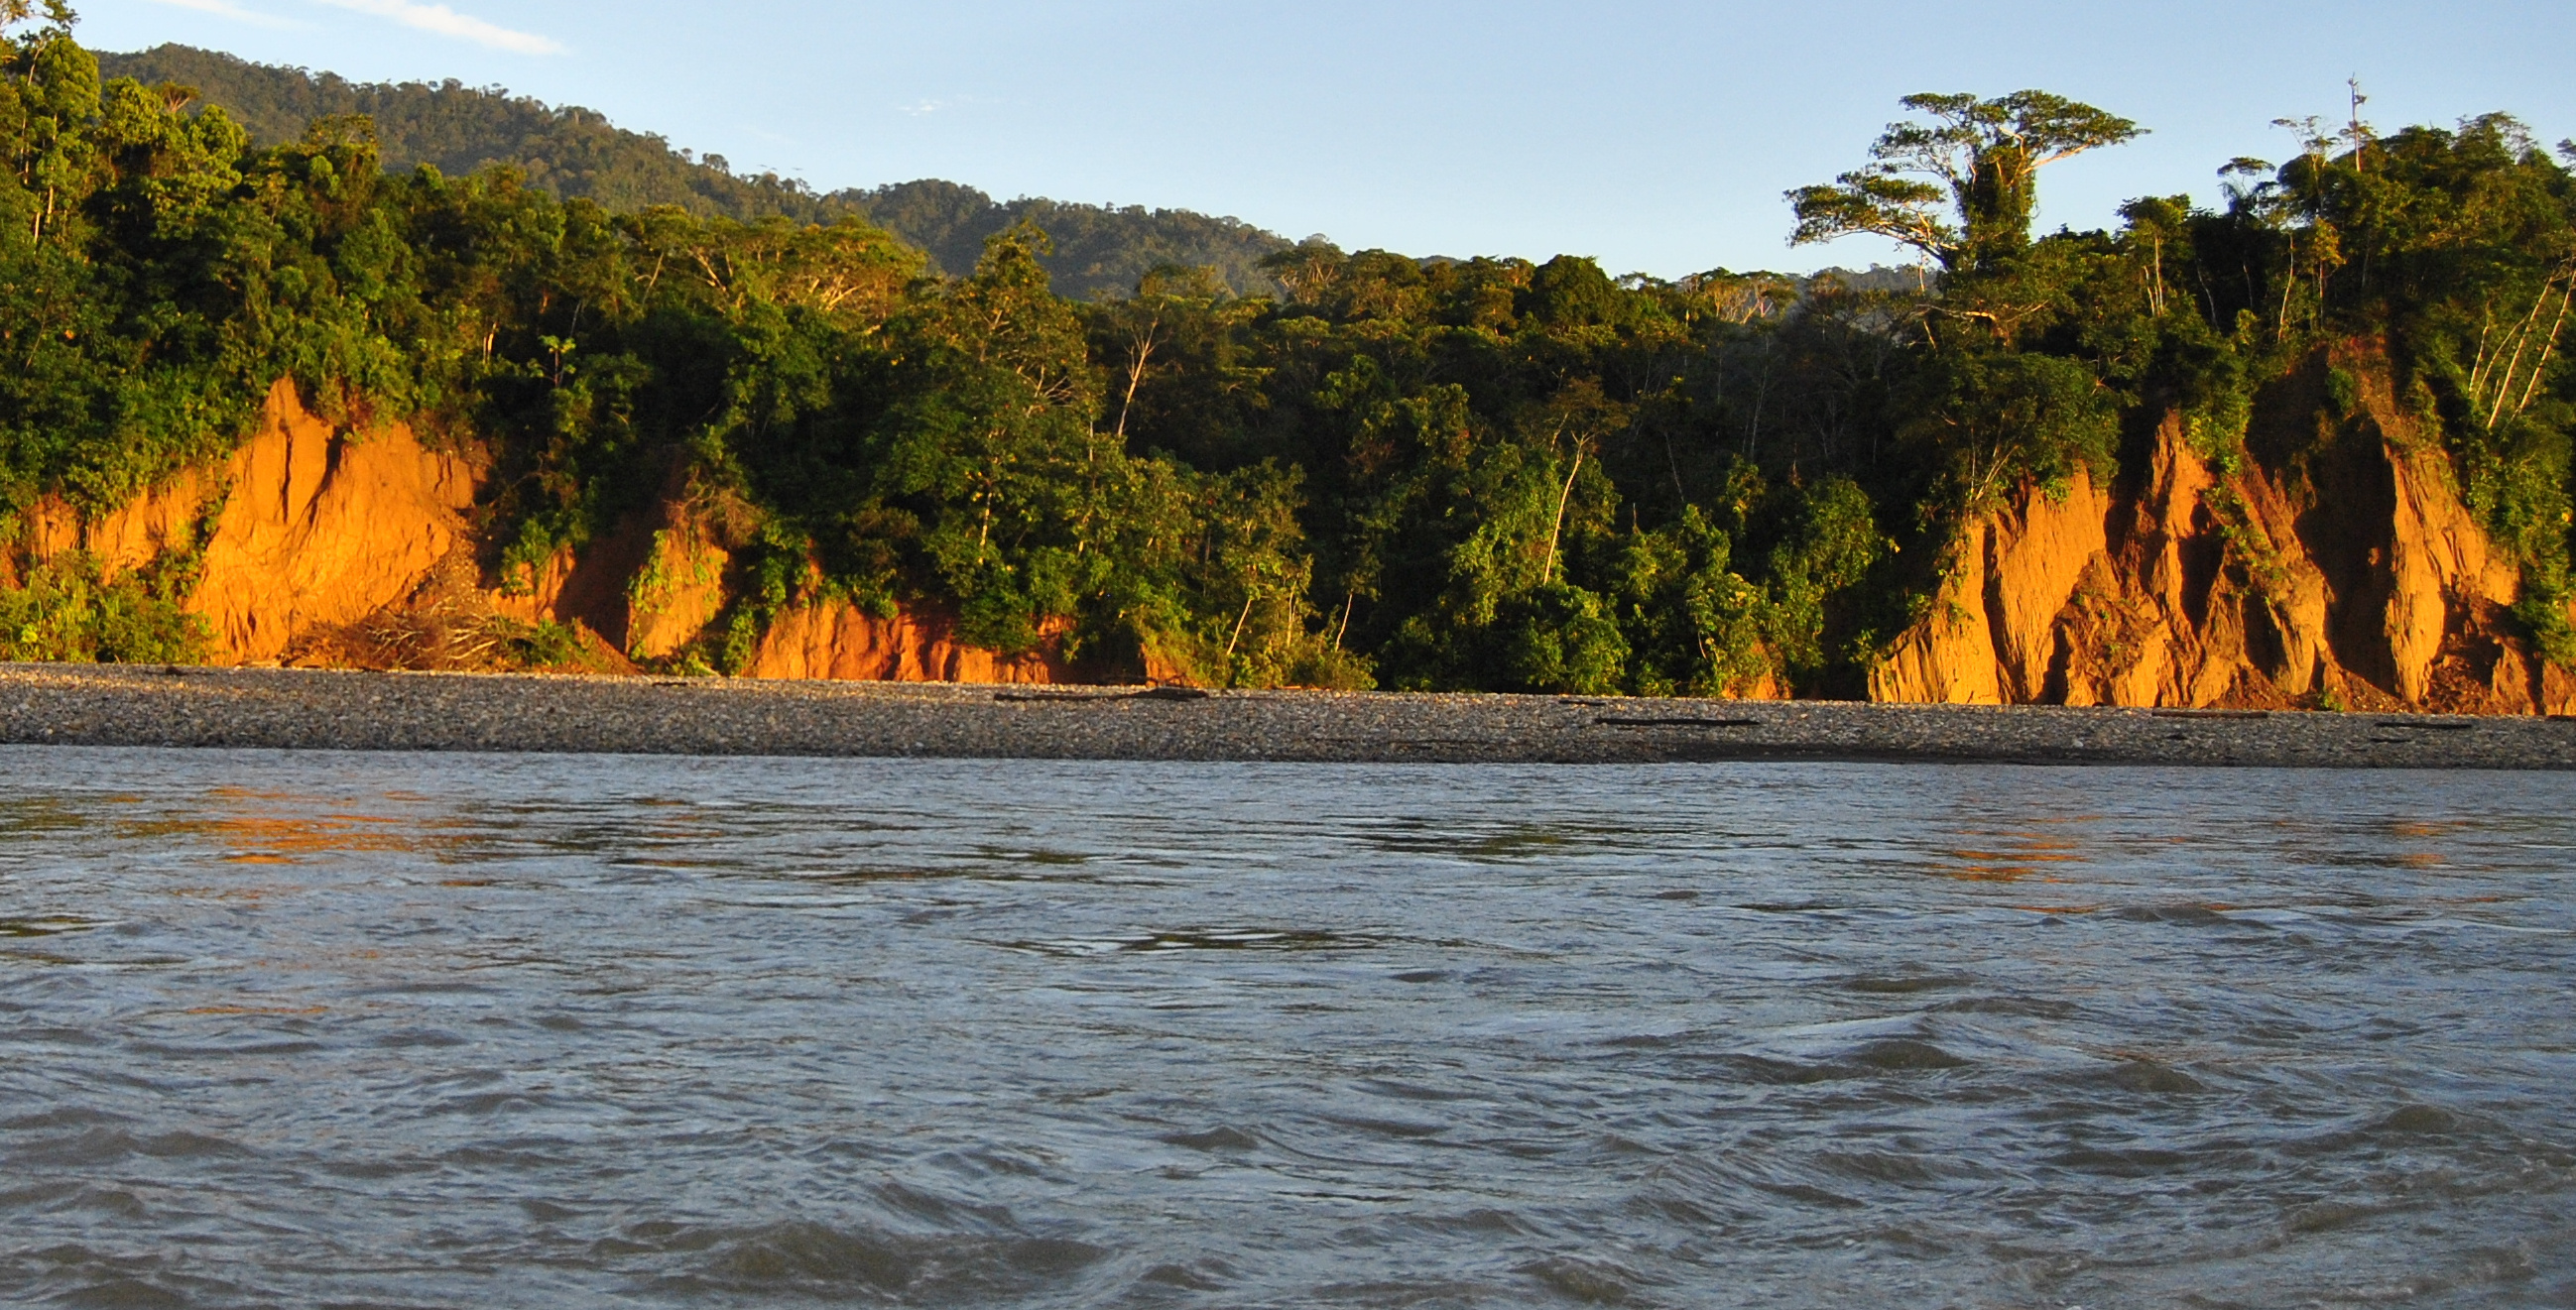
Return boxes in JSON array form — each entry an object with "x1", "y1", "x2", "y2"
[{"x1": 2, "y1": 662, "x2": 2571, "y2": 768}]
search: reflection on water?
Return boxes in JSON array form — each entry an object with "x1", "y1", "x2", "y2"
[{"x1": 1, "y1": 748, "x2": 2572, "y2": 1307}]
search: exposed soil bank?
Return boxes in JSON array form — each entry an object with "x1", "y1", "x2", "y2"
[
  {"x1": 1872, "y1": 342, "x2": 2576, "y2": 716},
  {"x1": 17, "y1": 348, "x2": 2574, "y2": 713},
  {"x1": 3, "y1": 663, "x2": 2568, "y2": 768},
  {"x1": 12, "y1": 382, "x2": 1087, "y2": 683}
]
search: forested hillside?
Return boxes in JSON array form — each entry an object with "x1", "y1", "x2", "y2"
[
  {"x1": 11, "y1": 14, "x2": 2575, "y2": 707},
  {"x1": 93, "y1": 42, "x2": 1292, "y2": 298}
]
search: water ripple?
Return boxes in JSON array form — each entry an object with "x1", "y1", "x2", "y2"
[{"x1": 0, "y1": 748, "x2": 2569, "y2": 1306}]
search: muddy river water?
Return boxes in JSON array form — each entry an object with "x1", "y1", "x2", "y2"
[{"x1": 2, "y1": 747, "x2": 2571, "y2": 1306}]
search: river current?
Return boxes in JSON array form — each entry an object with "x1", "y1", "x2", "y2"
[{"x1": 1, "y1": 747, "x2": 2570, "y2": 1307}]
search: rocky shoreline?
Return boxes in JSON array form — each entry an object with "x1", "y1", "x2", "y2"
[{"x1": 2, "y1": 663, "x2": 2571, "y2": 768}]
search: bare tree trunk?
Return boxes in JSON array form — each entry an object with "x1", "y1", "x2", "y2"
[
  {"x1": 1542, "y1": 446, "x2": 1586, "y2": 585},
  {"x1": 2483, "y1": 280, "x2": 2562, "y2": 428},
  {"x1": 1115, "y1": 314, "x2": 1159, "y2": 440},
  {"x1": 2510, "y1": 272, "x2": 2576, "y2": 421},
  {"x1": 1225, "y1": 586, "x2": 1257, "y2": 661}
]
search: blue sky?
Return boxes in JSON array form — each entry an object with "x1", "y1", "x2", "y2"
[{"x1": 72, "y1": 0, "x2": 2576, "y2": 277}]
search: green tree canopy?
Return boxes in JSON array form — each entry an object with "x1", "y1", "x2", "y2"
[{"x1": 1789, "y1": 90, "x2": 2144, "y2": 272}]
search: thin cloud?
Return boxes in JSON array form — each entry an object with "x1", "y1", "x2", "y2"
[
  {"x1": 310, "y1": 0, "x2": 562, "y2": 54},
  {"x1": 899, "y1": 95, "x2": 984, "y2": 118},
  {"x1": 147, "y1": 0, "x2": 305, "y2": 29}
]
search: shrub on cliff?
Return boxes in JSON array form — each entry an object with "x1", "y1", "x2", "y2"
[{"x1": 0, "y1": 553, "x2": 207, "y2": 663}]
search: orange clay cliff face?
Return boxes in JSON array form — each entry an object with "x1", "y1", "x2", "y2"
[
  {"x1": 8, "y1": 380, "x2": 1085, "y2": 684},
  {"x1": 1872, "y1": 342, "x2": 2576, "y2": 715},
  {"x1": 9, "y1": 360, "x2": 2572, "y2": 706},
  {"x1": 22, "y1": 379, "x2": 480, "y2": 665}
]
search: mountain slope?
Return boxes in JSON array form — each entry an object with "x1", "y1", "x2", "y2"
[
  {"x1": 840, "y1": 179, "x2": 1292, "y2": 301},
  {"x1": 95, "y1": 43, "x2": 1290, "y2": 298}
]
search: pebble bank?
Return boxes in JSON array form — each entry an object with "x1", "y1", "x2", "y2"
[{"x1": 4, "y1": 663, "x2": 2570, "y2": 768}]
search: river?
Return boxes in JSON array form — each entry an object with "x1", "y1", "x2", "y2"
[{"x1": 2, "y1": 747, "x2": 2570, "y2": 1306}]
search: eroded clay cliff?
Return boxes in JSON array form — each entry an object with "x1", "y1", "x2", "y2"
[
  {"x1": 19, "y1": 361, "x2": 2570, "y2": 708},
  {"x1": 747, "y1": 601, "x2": 1072, "y2": 683},
  {"x1": 20, "y1": 379, "x2": 480, "y2": 664},
  {"x1": 9, "y1": 380, "x2": 1079, "y2": 685},
  {"x1": 495, "y1": 490, "x2": 1088, "y2": 683},
  {"x1": 1872, "y1": 342, "x2": 2575, "y2": 714}
]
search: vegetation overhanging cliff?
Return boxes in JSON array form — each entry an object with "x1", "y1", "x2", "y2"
[{"x1": 4, "y1": 14, "x2": 2573, "y2": 710}]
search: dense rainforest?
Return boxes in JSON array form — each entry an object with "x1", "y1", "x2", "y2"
[{"x1": 5, "y1": 9, "x2": 2573, "y2": 700}]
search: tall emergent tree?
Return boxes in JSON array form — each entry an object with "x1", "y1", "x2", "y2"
[{"x1": 1787, "y1": 91, "x2": 2144, "y2": 273}]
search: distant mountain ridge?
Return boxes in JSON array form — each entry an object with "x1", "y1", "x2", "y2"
[{"x1": 94, "y1": 43, "x2": 1294, "y2": 299}]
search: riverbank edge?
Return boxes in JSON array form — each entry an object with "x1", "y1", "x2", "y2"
[{"x1": 3, "y1": 663, "x2": 2572, "y2": 769}]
